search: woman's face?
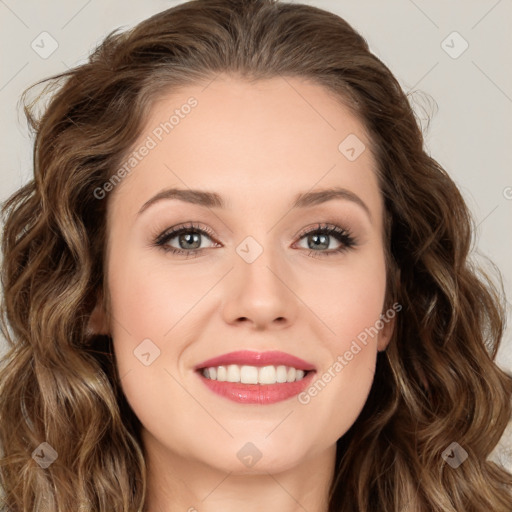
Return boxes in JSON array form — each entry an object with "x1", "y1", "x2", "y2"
[{"x1": 97, "y1": 75, "x2": 394, "y2": 474}]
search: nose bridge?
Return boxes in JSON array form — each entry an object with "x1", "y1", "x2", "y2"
[{"x1": 222, "y1": 232, "x2": 296, "y2": 328}]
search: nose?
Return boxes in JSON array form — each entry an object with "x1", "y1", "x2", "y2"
[{"x1": 221, "y1": 243, "x2": 298, "y2": 331}]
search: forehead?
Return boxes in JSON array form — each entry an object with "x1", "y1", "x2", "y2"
[{"x1": 108, "y1": 74, "x2": 382, "y2": 220}]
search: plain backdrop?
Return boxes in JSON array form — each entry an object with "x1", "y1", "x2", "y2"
[{"x1": 1, "y1": 0, "x2": 511, "y2": 464}]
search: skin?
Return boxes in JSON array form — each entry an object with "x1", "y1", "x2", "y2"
[{"x1": 89, "y1": 74, "x2": 395, "y2": 512}]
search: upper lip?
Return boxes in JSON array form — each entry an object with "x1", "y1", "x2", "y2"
[{"x1": 194, "y1": 350, "x2": 316, "y2": 371}]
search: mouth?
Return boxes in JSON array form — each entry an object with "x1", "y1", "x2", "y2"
[{"x1": 194, "y1": 350, "x2": 317, "y2": 404}]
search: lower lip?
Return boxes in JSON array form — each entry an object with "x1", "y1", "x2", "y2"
[{"x1": 196, "y1": 370, "x2": 316, "y2": 404}]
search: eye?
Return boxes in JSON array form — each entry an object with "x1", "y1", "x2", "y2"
[
  {"x1": 294, "y1": 223, "x2": 357, "y2": 258},
  {"x1": 153, "y1": 222, "x2": 218, "y2": 259}
]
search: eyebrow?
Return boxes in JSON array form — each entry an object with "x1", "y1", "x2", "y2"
[{"x1": 137, "y1": 186, "x2": 372, "y2": 221}]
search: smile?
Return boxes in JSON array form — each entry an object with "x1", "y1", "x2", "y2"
[{"x1": 194, "y1": 350, "x2": 317, "y2": 404}]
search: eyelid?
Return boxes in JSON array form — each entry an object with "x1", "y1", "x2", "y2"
[{"x1": 154, "y1": 222, "x2": 218, "y2": 246}]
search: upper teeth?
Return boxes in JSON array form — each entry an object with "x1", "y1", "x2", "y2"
[{"x1": 201, "y1": 364, "x2": 307, "y2": 384}]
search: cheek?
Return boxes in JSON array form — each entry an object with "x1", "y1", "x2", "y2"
[
  {"x1": 301, "y1": 345, "x2": 378, "y2": 447},
  {"x1": 294, "y1": 252, "x2": 387, "y2": 435},
  {"x1": 107, "y1": 246, "x2": 215, "y2": 343},
  {"x1": 106, "y1": 244, "x2": 221, "y2": 412},
  {"x1": 106, "y1": 248, "x2": 203, "y2": 445},
  {"x1": 303, "y1": 251, "x2": 388, "y2": 343},
  {"x1": 297, "y1": 306, "x2": 382, "y2": 447}
]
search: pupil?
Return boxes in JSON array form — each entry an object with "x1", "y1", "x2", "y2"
[
  {"x1": 180, "y1": 232, "x2": 201, "y2": 249},
  {"x1": 310, "y1": 234, "x2": 328, "y2": 250}
]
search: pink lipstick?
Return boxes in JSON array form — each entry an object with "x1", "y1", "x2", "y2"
[
  {"x1": 194, "y1": 350, "x2": 316, "y2": 405},
  {"x1": 194, "y1": 350, "x2": 315, "y2": 371}
]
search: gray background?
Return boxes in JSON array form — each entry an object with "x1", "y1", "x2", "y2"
[{"x1": 1, "y1": 0, "x2": 511, "y2": 465}]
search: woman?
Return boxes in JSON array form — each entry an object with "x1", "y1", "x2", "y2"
[{"x1": 1, "y1": 0, "x2": 511, "y2": 510}]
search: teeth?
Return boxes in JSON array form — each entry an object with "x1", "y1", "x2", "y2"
[
  {"x1": 226, "y1": 364, "x2": 240, "y2": 382},
  {"x1": 259, "y1": 365, "x2": 276, "y2": 384},
  {"x1": 201, "y1": 364, "x2": 309, "y2": 384},
  {"x1": 240, "y1": 365, "x2": 258, "y2": 384},
  {"x1": 276, "y1": 365, "x2": 287, "y2": 383},
  {"x1": 217, "y1": 366, "x2": 227, "y2": 381}
]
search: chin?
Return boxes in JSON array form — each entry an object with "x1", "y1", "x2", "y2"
[{"x1": 193, "y1": 437, "x2": 311, "y2": 476}]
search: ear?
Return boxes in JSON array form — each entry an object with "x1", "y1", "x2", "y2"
[
  {"x1": 377, "y1": 313, "x2": 395, "y2": 352},
  {"x1": 87, "y1": 292, "x2": 110, "y2": 336}
]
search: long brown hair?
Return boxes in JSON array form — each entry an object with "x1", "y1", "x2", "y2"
[{"x1": 1, "y1": 1, "x2": 511, "y2": 510}]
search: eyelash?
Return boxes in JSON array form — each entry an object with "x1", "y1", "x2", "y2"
[{"x1": 153, "y1": 222, "x2": 357, "y2": 259}]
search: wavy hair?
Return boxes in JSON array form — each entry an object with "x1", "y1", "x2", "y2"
[{"x1": 1, "y1": 0, "x2": 511, "y2": 510}]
